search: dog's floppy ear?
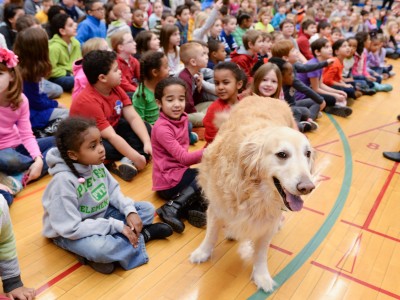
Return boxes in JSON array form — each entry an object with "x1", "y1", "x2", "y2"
[{"x1": 238, "y1": 136, "x2": 265, "y2": 179}]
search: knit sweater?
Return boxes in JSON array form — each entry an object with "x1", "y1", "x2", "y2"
[{"x1": 151, "y1": 112, "x2": 203, "y2": 191}]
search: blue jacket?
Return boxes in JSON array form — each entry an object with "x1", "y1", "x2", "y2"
[
  {"x1": 23, "y1": 81, "x2": 58, "y2": 129},
  {"x1": 76, "y1": 15, "x2": 106, "y2": 45}
]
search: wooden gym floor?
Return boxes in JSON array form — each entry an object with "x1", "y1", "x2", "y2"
[{"x1": 8, "y1": 60, "x2": 400, "y2": 300}]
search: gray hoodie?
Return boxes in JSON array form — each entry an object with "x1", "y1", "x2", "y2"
[{"x1": 42, "y1": 148, "x2": 137, "y2": 240}]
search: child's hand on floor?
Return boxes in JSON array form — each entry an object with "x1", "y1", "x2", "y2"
[
  {"x1": 6, "y1": 285, "x2": 36, "y2": 300},
  {"x1": 122, "y1": 225, "x2": 139, "y2": 248},
  {"x1": 127, "y1": 212, "x2": 143, "y2": 235}
]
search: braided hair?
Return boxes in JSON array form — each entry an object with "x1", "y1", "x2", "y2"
[
  {"x1": 138, "y1": 51, "x2": 166, "y2": 105},
  {"x1": 55, "y1": 117, "x2": 97, "y2": 179}
]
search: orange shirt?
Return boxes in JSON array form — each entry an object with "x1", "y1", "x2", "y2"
[{"x1": 322, "y1": 57, "x2": 343, "y2": 86}]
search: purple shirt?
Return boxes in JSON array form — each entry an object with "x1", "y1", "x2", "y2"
[{"x1": 295, "y1": 58, "x2": 322, "y2": 100}]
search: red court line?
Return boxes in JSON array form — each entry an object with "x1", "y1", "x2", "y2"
[
  {"x1": 314, "y1": 148, "x2": 342, "y2": 157},
  {"x1": 36, "y1": 262, "x2": 82, "y2": 295},
  {"x1": 335, "y1": 233, "x2": 362, "y2": 274},
  {"x1": 315, "y1": 139, "x2": 340, "y2": 148},
  {"x1": 270, "y1": 244, "x2": 293, "y2": 255},
  {"x1": 363, "y1": 162, "x2": 398, "y2": 228},
  {"x1": 311, "y1": 261, "x2": 400, "y2": 299},
  {"x1": 348, "y1": 121, "x2": 399, "y2": 138},
  {"x1": 14, "y1": 186, "x2": 46, "y2": 202},
  {"x1": 303, "y1": 206, "x2": 325, "y2": 215},
  {"x1": 314, "y1": 121, "x2": 398, "y2": 149},
  {"x1": 355, "y1": 160, "x2": 400, "y2": 175},
  {"x1": 341, "y1": 220, "x2": 400, "y2": 243},
  {"x1": 379, "y1": 128, "x2": 400, "y2": 135}
]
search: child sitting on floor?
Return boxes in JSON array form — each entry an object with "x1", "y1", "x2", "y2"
[
  {"x1": 203, "y1": 62, "x2": 245, "y2": 145},
  {"x1": 178, "y1": 42, "x2": 210, "y2": 128},
  {"x1": 0, "y1": 195, "x2": 36, "y2": 299},
  {"x1": 70, "y1": 50, "x2": 152, "y2": 182},
  {"x1": 132, "y1": 51, "x2": 169, "y2": 125},
  {"x1": 152, "y1": 78, "x2": 208, "y2": 233},
  {"x1": 110, "y1": 30, "x2": 140, "y2": 96},
  {"x1": 49, "y1": 13, "x2": 82, "y2": 92},
  {"x1": 42, "y1": 117, "x2": 172, "y2": 274}
]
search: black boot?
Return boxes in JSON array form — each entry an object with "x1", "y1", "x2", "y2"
[
  {"x1": 142, "y1": 223, "x2": 173, "y2": 242},
  {"x1": 156, "y1": 186, "x2": 200, "y2": 233},
  {"x1": 186, "y1": 197, "x2": 208, "y2": 228}
]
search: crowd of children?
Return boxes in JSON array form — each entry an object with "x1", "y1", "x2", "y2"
[{"x1": 1, "y1": 0, "x2": 400, "y2": 293}]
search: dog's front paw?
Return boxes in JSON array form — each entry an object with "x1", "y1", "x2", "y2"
[
  {"x1": 190, "y1": 247, "x2": 212, "y2": 263},
  {"x1": 253, "y1": 271, "x2": 276, "y2": 292}
]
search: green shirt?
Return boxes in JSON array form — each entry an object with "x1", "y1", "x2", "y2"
[{"x1": 132, "y1": 85, "x2": 159, "y2": 125}]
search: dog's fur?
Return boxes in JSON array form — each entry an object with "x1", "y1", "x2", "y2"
[{"x1": 190, "y1": 96, "x2": 315, "y2": 292}]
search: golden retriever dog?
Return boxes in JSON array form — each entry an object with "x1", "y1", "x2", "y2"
[{"x1": 190, "y1": 96, "x2": 315, "y2": 292}]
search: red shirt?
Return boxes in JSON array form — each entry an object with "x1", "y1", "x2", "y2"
[
  {"x1": 297, "y1": 32, "x2": 313, "y2": 60},
  {"x1": 322, "y1": 57, "x2": 343, "y2": 86},
  {"x1": 230, "y1": 50, "x2": 258, "y2": 81},
  {"x1": 117, "y1": 55, "x2": 140, "y2": 93},
  {"x1": 70, "y1": 84, "x2": 131, "y2": 131},
  {"x1": 203, "y1": 98, "x2": 234, "y2": 145}
]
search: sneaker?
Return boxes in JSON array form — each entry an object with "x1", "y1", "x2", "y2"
[
  {"x1": 189, "y1": 132, "x2": 198, "y2": 145},
  {"x1": 308, "y1": 120, "x2": 319, "y2": 131},
  {"x1": 324, "y1": 105, "x2": 353, "y2": 118},
  {"x1": 383, "y1": 152, "x2": 400, "y2": 162},
  {"x1": 119, "y1": 157, "x2": 138, "y2": 180},
  {"x1": 76, "y1": 255, "x2": 115, "y2": 274},
  {"x1": 299, "y1": 121, "x2": 313, "y2": 133},
  {"x1": 317, "y1": 112, "x2": 323, "y2": 119},
  {"x1": 361, "y1": 88, "x2": 376, "y2": 96},
  {"x1": 373, "y1": 82, "x2": 393, "y2": 92},
  {"x1": 0, "y1": 172, "x2": 23, "y2": 195},
  {"x1": 389, "y1": 71, "x2": 396, "y2": 77},
  {"x1": 106, "y1": 159, "x2": 137, "y2": 182},
  {"x1": 142, "y1": 223, "x2": 173, "y2": 242}
]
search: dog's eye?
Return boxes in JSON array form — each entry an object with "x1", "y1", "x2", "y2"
[
  {"x1": 276, "y1": 151, "x2": 287, "y2": 159},
  {"x1": 306, "y1": 151, "x2": 312, "y2": 158}
]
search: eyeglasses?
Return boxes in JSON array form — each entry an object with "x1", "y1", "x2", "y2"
[{"x1": 91, "y1": 7, "x2": 105, "y2": 12}]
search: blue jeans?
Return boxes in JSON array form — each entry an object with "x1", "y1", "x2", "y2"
[
  {"x1": 52, "y1": 202, "x2": 154, "y2": 270},
  {"x1": 49, "y1": 75, "x2": 74, "y2": 92},
  {"x1": 0, "y1": 137, "x2": 55, "y2": 176}
]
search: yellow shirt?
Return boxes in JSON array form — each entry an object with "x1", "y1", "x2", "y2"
[{"x1": 35, "y1": 10, "x2": 48, "y2": 24}]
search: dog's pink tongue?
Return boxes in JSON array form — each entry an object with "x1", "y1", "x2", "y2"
[{"x1": 287, "y1": 194, "x2": 304, "y2": 211}]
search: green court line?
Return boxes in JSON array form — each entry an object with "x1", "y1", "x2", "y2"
[{"x1": 248, "y1": 115, "x2": 353, "y2": 300}]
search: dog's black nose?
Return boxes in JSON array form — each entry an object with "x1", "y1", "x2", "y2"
[{"x1": 297, "y1": 181, "x2": 315, "y2": 194}]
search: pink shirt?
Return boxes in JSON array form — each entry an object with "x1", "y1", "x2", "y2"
[
  {"x1": 151, "y1": 112, "x2": 204, "y2": 191},
  {"x1": 0, "y1": 94, "x2": 42, "y2": 159},
  {"x1": 72, "y1": 59, "x2": 88, "y2": 101}
]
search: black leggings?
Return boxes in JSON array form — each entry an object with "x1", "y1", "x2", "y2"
[
  {"x1": 157, "y1": 168, "x2": 200, "y2": 200},
  {"x1": 103, "y1": 118, "x2": 152, "y2": 161}
]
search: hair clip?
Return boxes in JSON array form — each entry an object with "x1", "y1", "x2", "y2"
[
  {"x1": 78, "y1": 177, "x2": 85, "y2": 183},
  {"x1": 0, "y1": 48, "x2": 19, "y2": 68}
]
